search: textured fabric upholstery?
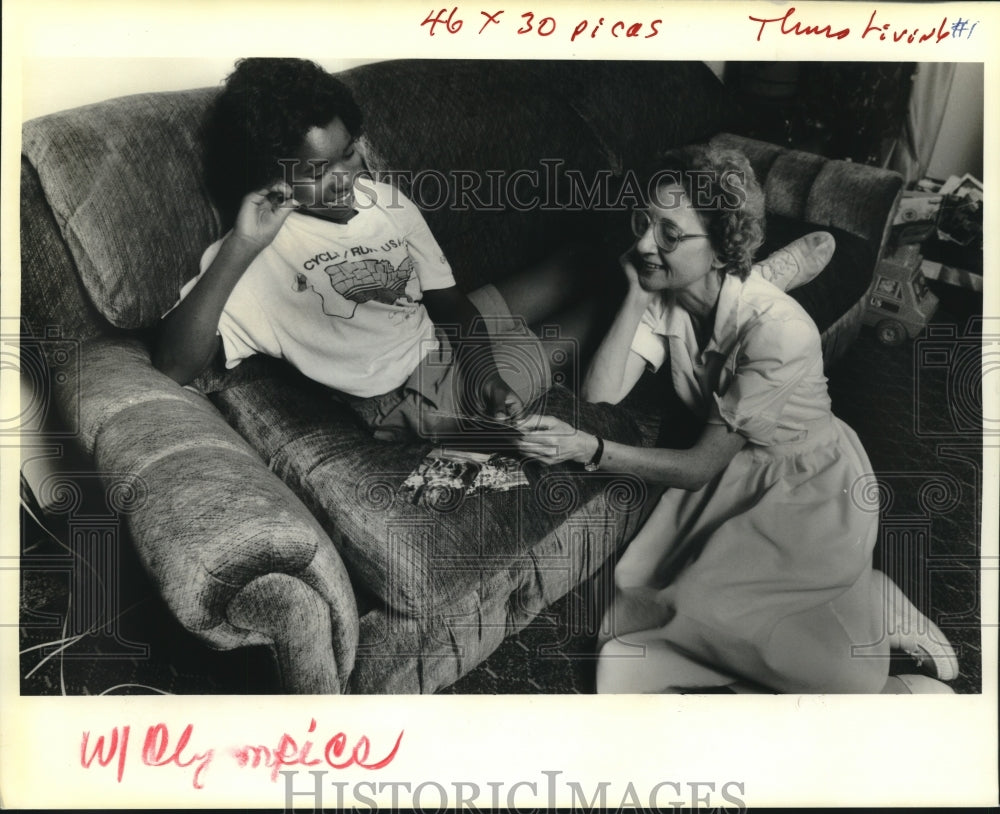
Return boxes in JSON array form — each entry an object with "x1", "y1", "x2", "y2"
[
  {"x1": 710, "y1": 133, "x2": 903, "y2": 365},
  {"x1": 211, "y1": 365, "x2": 645, "y2": 616},
  {"x1": 534, "y1": 60, "x2": 738, "y2": 177},
  {"x1": 349, "y1": 538, "x2": 623, "y2": 694},
  {"x1": 21, "y1": 89, "x2": 220, "y2": 329},
  {"x1": 53, "y1": 337, "x2": 360, "y2": 687},
  {"x1": 20, "y1": 158, "x2": 107, "y2": 350},
  {"x1": 710, "y1": 133, "x2": 902, "y2": 245}
]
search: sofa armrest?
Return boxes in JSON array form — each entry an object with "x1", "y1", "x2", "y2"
[
  {"x1": 710, "y1": 134, "x2": 904, "y2": 366},
  {"x1": 710, "y1": 133, "x2": 903, "y2": 253},
  {"x1": 54, "y1": 336, "x2": 359, "y2": 692}
]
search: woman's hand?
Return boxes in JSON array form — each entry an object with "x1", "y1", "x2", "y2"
[
  {"x1": 620, "y1": 250, "x2": 654, "y2": 305},
  {"x1": 512, "y1": 414, "x2": 598, "y2": 465},
  {"x1": 232, "y1": 182, "x2": 300, "y2": 251}
]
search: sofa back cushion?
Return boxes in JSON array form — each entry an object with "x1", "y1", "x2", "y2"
[
  {"x1": 343, "y1": 60, "x2": 731, "y2": 293},
  {"x1": 22, "y1": 61, "x2": 729, "y2": 331},
  {"x1": 22, "y1": 88, "x2": 222, "y2": 329}
]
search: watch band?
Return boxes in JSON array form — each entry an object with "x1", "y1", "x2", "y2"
[{"x1": 584, "y1": 435, "x2": 604, "y2": 472}]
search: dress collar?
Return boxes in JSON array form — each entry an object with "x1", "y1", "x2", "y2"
[
  {"x1": 702, "y1": 272, "x2": 743, "y2": 362},
  {"x1": 658, "y1": 273, "x2": 745, "y2": 365}
]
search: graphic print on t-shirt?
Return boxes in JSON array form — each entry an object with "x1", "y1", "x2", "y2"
[{"x1": 292, "y1": 254, "x2": 416, "y2": 319}]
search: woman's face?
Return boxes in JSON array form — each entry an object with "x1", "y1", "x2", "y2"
[{"x1": 632, "y1": 182, "x2": 719, "y2": 293}]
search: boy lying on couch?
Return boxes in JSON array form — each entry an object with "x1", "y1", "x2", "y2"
[{"x1": 155, "y1": 57, "x2": 567, "y2": 444}]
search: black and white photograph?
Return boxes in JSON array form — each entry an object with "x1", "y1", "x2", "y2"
[{"x1": 3, "y1": 0, "x2": 997, "y2": 810}]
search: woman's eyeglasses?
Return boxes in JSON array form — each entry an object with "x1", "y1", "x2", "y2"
[{"x1": 631, "y1": 210, "x2": 708, "y2": 253}]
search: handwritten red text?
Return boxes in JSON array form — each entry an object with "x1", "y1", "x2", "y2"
[
  {"x1": 421, "y1": 7, "x2": 661, "y2": 41},
  {"x1": 81, "y1": 720, "x2": 401, "y2": 790},
  {"x1": 749, "y1": 7, "x2": 954, "y2": 44},
  {"x1": 861, "y1": 10, "x2": 950, "y2": 43},
  {"x1": 231, "y1": 719, "x2": 404, "y2": 783},
  {"x1": 749, "y1": 7, "x2": 850, "y2": 41},
  {"x1": 81, "y1": 723, "x2": 214, "y2": 789}
]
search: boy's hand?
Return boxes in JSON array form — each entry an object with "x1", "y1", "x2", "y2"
[
  {"x1": 232, "y1": 182, "x2": 300, "y2": 251},
  {"x1": 481, "y1": 375, "x2": 524, "y2": 422}
]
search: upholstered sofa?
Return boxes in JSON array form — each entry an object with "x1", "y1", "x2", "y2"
[{"x1": 20, "y1": 59, "x2": 903, "y2": 693}]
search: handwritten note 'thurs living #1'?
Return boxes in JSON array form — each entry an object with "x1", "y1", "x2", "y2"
[
  {"x1": 749, "y1": 6, "x2": 980, "y2": 44},
  {"x1": 80, "y1": 719, "x2": 404, "y2": 790}
]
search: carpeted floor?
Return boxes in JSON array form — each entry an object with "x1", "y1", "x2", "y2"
[{"x1": 18, "y1": 282, "x2": 985, "y2": 695}]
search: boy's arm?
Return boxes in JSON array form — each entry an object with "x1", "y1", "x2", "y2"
[
  {"x1": 154, "y1": 235, "x2": 263, "y2": 384},
  {"x1": 421, "y1": 286, "x2": 520, "y2": 420},
  {"x1": 384, "y1": 185, "x2": 517, "y2": 418},
  {"x1": 153, "y1": 184, "x2": 298, "y2": 385}
]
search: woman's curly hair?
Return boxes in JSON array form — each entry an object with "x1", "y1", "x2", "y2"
[
  {"x1": 203, "y1": 58, "x2": 363, "y2": 222},
  {"x1": 651, "y1": 145, "x2": 765, "y2": 279}
]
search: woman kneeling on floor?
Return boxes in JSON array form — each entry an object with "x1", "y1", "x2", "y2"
[{"x1": 513, "y1": 144, "x2": 958, "y2": 694}]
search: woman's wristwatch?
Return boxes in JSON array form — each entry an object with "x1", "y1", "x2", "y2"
[{"x1": 584, "y1": 435, "x2": 604, "y2": 472}]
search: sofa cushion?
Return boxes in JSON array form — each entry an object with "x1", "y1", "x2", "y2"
[
  {"x1": 342, "y1": 60, "x2": 730, "y2": 294},
  {"x1": 536, "y1": 60, "x2": 736, "y2": 180},
  {"x1": 21, "y1": 88, "x2": 220, "y2": 329},
  {"x1": 710, "y1": 133, "x2": 903, "y2": 249},
  {"x1": 758, "y1": 214, "x2": 877, "y2": 335},
  {"x1": 20, "y1": 61, "x2": 731, "y2": 330},
  {"x1": 341, "y1": 60, "x2": 615, "y2": 295},
  {"x1": 211, "y1": 365, "x2": 645, "y2": 617},
  {"x1": 20, "y1": 157, "x2": 108, "y2": 347}
]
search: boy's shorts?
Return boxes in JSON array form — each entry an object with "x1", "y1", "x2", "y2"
[{"x1": 338, "y1": 284, "x2": 552, "y2": 442}]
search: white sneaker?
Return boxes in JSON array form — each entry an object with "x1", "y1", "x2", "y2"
[
  {"x1": 896, "y1": 674, "x2": 955, "y2": 694},
  {"x1": 894, "y1": 623, "x2": 960, "y2": 682},
  {"x1": 879, "y1": 571, "x2": 960, "y2": 681}
]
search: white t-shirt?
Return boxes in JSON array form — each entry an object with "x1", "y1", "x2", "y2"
[{"x1": 181, "y1": 179, "x2": 456, "y2": 397}]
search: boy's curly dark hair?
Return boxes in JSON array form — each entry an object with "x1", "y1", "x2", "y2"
[
  {"x1": 203, "y1": 58, "x2": 363, "y2": 222},
  {"x1": 651, "y1": 145, "x2": 765, "y2": 279}
]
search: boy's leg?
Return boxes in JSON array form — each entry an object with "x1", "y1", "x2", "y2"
[
  {"x1": 481, "y1": 243, "x2": 618, "y2": 390},
  {"x1": 352, "y1": 243, "x2": 616, "y2": 441},
  {"x1": 488, "y1": 243, "x2": 609, "y2": 326},
  {"x1": 350, "y1": 333, "x2": 503, "y2": 443},
  {"x1": 331, "y1": 385, "x2": 416, "y2": 442},
  {"x1": 465, "y1": 284, "x2": 552, "y2": 411}
]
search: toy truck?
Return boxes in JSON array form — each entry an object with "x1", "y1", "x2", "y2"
[{"x1": 862, "y1": 243, "x2": 939, "y2": 346}]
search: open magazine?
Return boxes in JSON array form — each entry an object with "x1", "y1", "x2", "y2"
[{"x1": 399, "y1": 447, "x2": 529, "y2": 508}]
